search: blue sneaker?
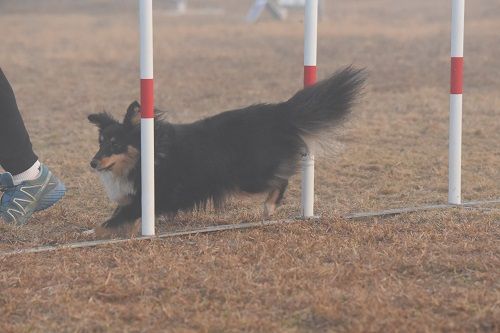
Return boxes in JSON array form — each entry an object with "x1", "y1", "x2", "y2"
[{"x1": 0, "y1": 164, "x2": 66, "y2": 225}]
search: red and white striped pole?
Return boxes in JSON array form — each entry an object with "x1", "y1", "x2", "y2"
[
  {"x1": 139, "y1": 0, "x2": 155, "y2": 235},
  {"x1": 301, "y1": 0, "x2": 318, "y2": 218},
  {"x1": 449, "y1": 0, "x2": 464, "y2": 205}
]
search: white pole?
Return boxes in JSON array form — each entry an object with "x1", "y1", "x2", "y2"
[
  {"x1": 449, "y1": 0, "x2": 464, "y2": 205},
  {"x1": 139, "y1": 0, "x2": 155, "y2": 235},
  {"x1": 301, "y1": 0, "x2": 318, "y2": 218}
]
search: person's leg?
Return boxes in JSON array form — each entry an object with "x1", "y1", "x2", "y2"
[
  {"x1": 0, "y1": 68, "x2": 66, "y2": 225},
  {"x1": 0, "y1": 67, "x2": 39, "y2": 176}
]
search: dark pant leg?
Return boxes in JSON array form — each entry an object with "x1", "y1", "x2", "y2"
[{"x1": 0, "y1": 68, "x2": 38, "y2": 175}]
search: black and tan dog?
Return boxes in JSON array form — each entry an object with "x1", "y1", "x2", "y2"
[{"x1": 88, "y1": 67, "x2": 365, "y2": 233}]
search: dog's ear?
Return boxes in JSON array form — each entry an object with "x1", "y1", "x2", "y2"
[
  {"x1": 123, "y1": 101, "x2": 141, "y2": 127},
  {"x1": 88, "y1": 112, "x2": 117, "y2": 129}
]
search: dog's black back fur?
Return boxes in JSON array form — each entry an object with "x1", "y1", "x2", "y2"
[{"x1": 89, "y1": 67, "x2": 366, "y2": 228}]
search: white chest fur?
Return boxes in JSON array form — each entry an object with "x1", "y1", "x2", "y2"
[{"x1": 99, "y1": 171, "x2": 136, "y2": 205}]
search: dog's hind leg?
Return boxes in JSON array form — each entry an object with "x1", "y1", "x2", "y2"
[{"x1": 263, "y1": 179, "x2": 288, "y2": 219}]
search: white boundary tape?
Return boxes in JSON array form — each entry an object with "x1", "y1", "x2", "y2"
[
  {"x1": 1, "y1": 198, "x2": 498, "y2": 257},
  {"x1": 344, "y1": 199, "x2": 500, "y2": 219}
]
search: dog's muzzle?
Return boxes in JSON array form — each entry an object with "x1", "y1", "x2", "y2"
[{"x1": 90, "y1": 159, "x2": 99, "y2": 169}]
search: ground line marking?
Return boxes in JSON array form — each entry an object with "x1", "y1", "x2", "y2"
[{"x1": 1, "y1": 198, "x2": 499, "y2": 257}]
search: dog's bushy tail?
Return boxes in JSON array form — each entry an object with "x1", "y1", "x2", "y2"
[{"x1": 284, "y1": 66, "x2": 366, "y2": 135}]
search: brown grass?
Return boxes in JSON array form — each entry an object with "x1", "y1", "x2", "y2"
[{"x1": 0, "y1": 0, "x2": 499, "y2": 331}]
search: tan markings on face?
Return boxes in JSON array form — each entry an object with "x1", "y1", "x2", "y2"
[
  {"x1": 98, "y1": 155, "x2": 120, "y2": 170},
  {"x1": 101, "y1": 146, "x2": 140, "y2": 177}
]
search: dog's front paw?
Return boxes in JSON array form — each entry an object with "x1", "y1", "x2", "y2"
[{"x1": 95, "y1": 219, "x2": 140, "y2": 239}]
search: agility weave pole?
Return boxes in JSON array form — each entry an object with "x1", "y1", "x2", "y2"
[
  {"x1": 301, "y1": 0, "x2": 318, "y2": 218},
  {"x1": 1, "y1": 199, "x2": 498, "y2": 257},
  {"x1": 140, "y1": 0, "x2": 155, "y2": 236},
  {"x1": 449, "y1": 0, "x2": 465, "y2": 205}
]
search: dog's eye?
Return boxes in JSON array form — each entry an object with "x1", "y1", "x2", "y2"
[{"x1": 112, "y1": 142, "x2": 122, "y2": 150}]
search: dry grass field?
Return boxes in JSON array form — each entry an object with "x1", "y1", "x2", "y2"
[{"x1": 0, "y1": 0, "x2": 499, "y2": 331}]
